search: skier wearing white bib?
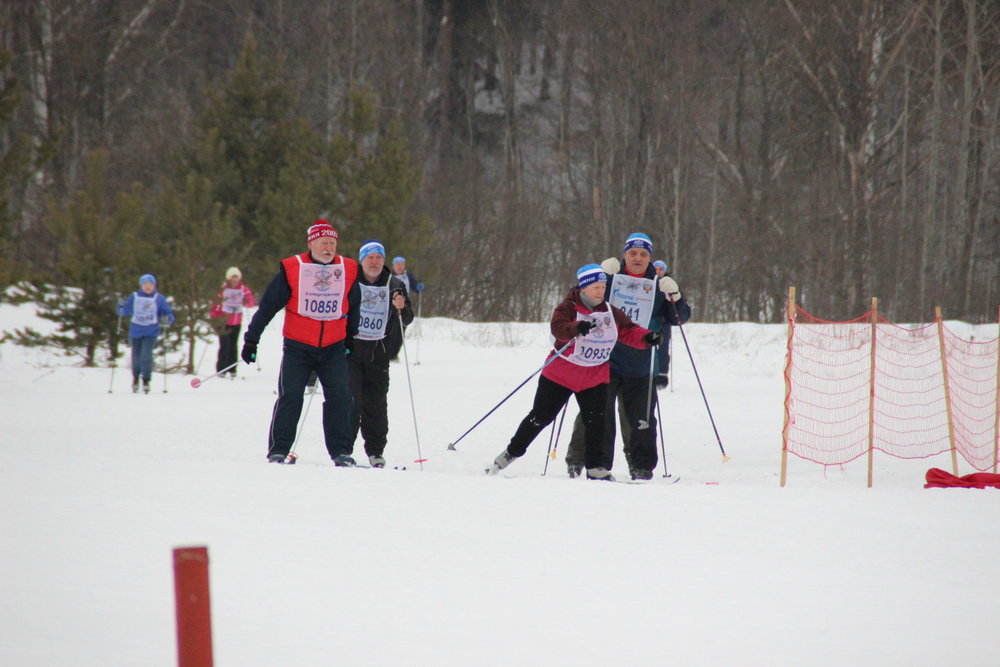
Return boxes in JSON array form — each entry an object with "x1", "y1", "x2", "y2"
[
  {"x1": 242, "y1": 220, "x2": 361, "y2": 466},
  {"x1": 116, "y1": 273, "x2": 175, "y2": 394},
  {"x1": 564, "y1": 233, "x2": 691, "y2": 480},
  {"x1": 487, "y1": 264, "x2": 661, "y2": 481},
  {"x1": 346, "y1": 240, "x2": 414, "y2": 467}
]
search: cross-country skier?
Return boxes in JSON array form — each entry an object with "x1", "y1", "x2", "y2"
[
  {"x1": 116, "y1": 273, "x2": 175, "y2": 394},
  {"x1": 240, "y1": 220, "x2": 361, "y2": 466},
  {"x1": 564, "y1": 233, "x2": 692, "y2": 480},
  {"x1": 487, "y1": 264, "x2": 662, "y2": 481},
  {"x1": 209, "y1": 266, "x2": 255, "y2": 378},
  {"x1": 347, "y1": 240, "x2": 414, "y2": 467}
]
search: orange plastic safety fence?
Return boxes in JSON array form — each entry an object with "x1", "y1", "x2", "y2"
[{"x1": 785, "y1": 306, "x2": 998, "y2": 472}]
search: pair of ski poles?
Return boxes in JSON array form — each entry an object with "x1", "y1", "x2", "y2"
[
  {"x1": 108, "y1": 314, "x2": 172, "y2": 394},
  {"x1": 447, "y1": 311, "x2": 727, "y2": 469}
]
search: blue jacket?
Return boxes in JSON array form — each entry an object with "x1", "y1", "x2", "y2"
[
  {"x1": 606, "y1": 265, "x2": 691, "y2": 379},
  {"x1": 117, "y1": 290, "x2": 175, "y2": 338}
]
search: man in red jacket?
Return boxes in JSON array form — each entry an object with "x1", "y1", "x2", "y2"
[{"x1": 242, "y1": 220, "x2": 361, "y2": 466}]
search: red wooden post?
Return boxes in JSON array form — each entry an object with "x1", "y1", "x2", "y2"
[{"x1": 173, "y1": 546, "x2": 214, "y2": 667}]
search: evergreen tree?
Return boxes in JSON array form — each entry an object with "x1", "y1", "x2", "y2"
[
  {"x1": 145, "y1": 174, "x2": 241, "y2": 373},
  {"x1": 324, "y1": 86, "x2": 427, "y2": 256},
  {"x1": 181, "y1": 32, "x2": 321, "y2": 280},
  {"x1": 12, "y1": 151, "x2": 145, "y2": 366}
]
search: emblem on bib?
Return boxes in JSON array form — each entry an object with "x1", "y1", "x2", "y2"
[{"x1": 313, "y1": 268, "x2": 333, "y2": 291}]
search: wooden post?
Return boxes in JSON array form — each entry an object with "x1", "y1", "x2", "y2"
[
  {"x1": 780, "y1": 286, "x2": 795, "y2": 487},
  {"x1": 867, "y1": 298, "x2": 878, "y2": 489},
  {"x1": 994, "y1": 305, "x2": 999, "y2": 473},
  {"x1": 935, "y1": 307, "x2": 959, "y2": 475},
  {"x1": 174, "y1": 546, "x2": 214, "y2": 667}
]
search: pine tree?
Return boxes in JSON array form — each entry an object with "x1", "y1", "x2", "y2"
[
  {"x1": 145, "y1": 174, "x2": 241, "y2": 373},
  {"x1": 325, "y1": 86, "x2": 427, "y2": 257},
  {"x1": 181, "y1": 32, "x2": 322, "y2": 281},
  {"x1": 12, "y1": 151, "x2": 144, "y2": 366}
]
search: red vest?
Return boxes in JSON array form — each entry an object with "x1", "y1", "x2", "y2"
[{"x1": 280, "y1": 253, "x2": 358, "y2": 347}]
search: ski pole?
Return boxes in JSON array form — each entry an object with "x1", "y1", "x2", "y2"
[
  {"x1": 654, "y1": 393, "x2": 671, "y2": 478},
  {"x1": 108, "y1": 312, "x2": 123, "y2": 393},
  {"x1": 399, "y1": 310, "x2": 425, "y2": 470},
  {"x1": 542, "y1": 399, "x2": 569, "y2": 476},
  {"x1": 670, "y1": 302, "x2": 729, "y2": 462},
  {"x1": 195, "y1": 339, "x2": 209, "y2": 374},
  {"x1": 161, "y1": 324, "x2": 169, "y2": 393},
  {"x1": 447, "y1": 336, "x2": 577, "y2": 451},
  {"x1": 637, "y1": 344, "x2": 657, "y2": 429},
  {"x1": 285, "y1": 382, "x2": 317, "y2": 463},
  {"x1": 414, "y1": 290, "x2": 422, "y2": 365},
  {"x1": 190, "y1": 361, "x2": 239, "y2": 388}
]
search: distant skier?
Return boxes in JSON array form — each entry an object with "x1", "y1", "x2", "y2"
[
  {"x1": 117, "y1": 274, "x2": 175, "y2": 394},
  {"x1": 390, "y1": 256, "x2": 424, "y2": 298},
  {"x1": 487, "y1": 264, "x2": 661, "y2": 481},
  {"x1": 347, "y1": 240, "x2": 414, "y2": 467},
  {"x1": 388, "y1": 255, "x2": 423, "y2": 363},
  {"x1": 209, "y1": 266, "x2": 255, "y2": 378}
]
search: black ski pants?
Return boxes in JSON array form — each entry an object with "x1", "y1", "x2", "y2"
[
  {"x1": 268, "y1": 338, "x2": 352, "y2": 461},
  {"x1": 565, "y1": 372, "x2": 658, "y2": 473},
  {"x1": 507, "y1": 375, "x2": 608, "y2": 469},
  {"x1": 217, "y1": 324, "x2": 241, "y2": 374},
  {"x1": 348, "y1": 359, "x2": 391, "y2": 458}
]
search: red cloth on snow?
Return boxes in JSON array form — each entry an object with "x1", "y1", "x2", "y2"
[{"x1": 924, "y1": 467, "x2": 1000, "y2": 489}]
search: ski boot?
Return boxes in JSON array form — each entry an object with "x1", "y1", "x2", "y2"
[
  {"x1": 333, "y1": 454, "x2": 357, "y2": 467},
  {"x1": 486, "y1": 448, "x2": 516, "y2": 475},
  {"x1": 585, "y1": 467, "x2": 615, "y2": 482}
]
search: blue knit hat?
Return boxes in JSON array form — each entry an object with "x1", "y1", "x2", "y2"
[
  {"x1": 624, "y1": 233, "x2": 653, "y2": 254},
  {"x1": 392, "y1": 256, "x2": 405, "y2": 265},
  {"x1": 653, "y1": 260, "x2": 667, "y2": 272},
  {"x1": 139, "y1": 273, "x2": 156, "y2": 287},
  {"x1": 576, "y1": 264, "x2": 607, "y2": 289},
  {"x1": 359, "y1": 240, "x2": 386, "y2": 262}
]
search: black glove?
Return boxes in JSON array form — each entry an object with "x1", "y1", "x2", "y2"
[
  {"x1": 577, "y1": 320, "x2": 595, "y2": 336},
  {"x1": 241, "y1": 341, "x2": 258, "y2": 364},
  {"x1": 654, "y1": 373, "x2": 669, "y2": 390},
  {"x1": 644, "y1": 330, "x2": 663, "y2": 347}
]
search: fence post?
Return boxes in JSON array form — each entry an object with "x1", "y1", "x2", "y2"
[
  {"x1": 866, "y1": 298, "x2": 878, "y2": 488},
  {"x1": 934, "y1": 307, "x2": 959, "y2": 475},
  {"x1": 173, "y1": 546, "x2": 214, "y2": 667},
  {"x1": 994, "y1": 305, "x2": 999, "y2": 473},
  {"x1": 780, "y1": 286, "x2": 795, "y2": 487}
]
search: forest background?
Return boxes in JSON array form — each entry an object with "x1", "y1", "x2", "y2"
[{"x1": 1, "y1": 0, "x2": 998, "y2": 368}]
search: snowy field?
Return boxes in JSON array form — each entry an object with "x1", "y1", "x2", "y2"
[{"x1": 2, "y1": 300, "x2": 999, "y2": 666}]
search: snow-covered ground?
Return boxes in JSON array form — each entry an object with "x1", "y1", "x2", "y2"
[{"x1": 2, "y1": 300, "x2": 998, "y2": 666}]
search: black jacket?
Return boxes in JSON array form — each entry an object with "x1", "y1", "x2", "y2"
[{"x1": 347, "y1": 266, "x2": 415, "y2": 366}]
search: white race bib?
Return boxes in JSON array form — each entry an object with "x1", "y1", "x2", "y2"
[
  {"x1": 608, "y1": 273, "x2": 656, "y2": 327},
  {"x1": 132, "y1": 295, "x2": 158, "y2": 326},
  {"x1": 296, "y1": 260, "x2": 345, "y2": 321},
  {"x1": 356, "y1": 284, "x2": 392, "y2": 341},
  {"x1": 567, "y1": 308, "x2": 617, "y2": 367},
  {"x1": 221, "y1": 287, "x2": 244, "y2": 314}
]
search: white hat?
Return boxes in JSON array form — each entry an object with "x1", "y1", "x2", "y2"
[{"x1": 225, "y1": 267, "x2": 241, "y2": 280}]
